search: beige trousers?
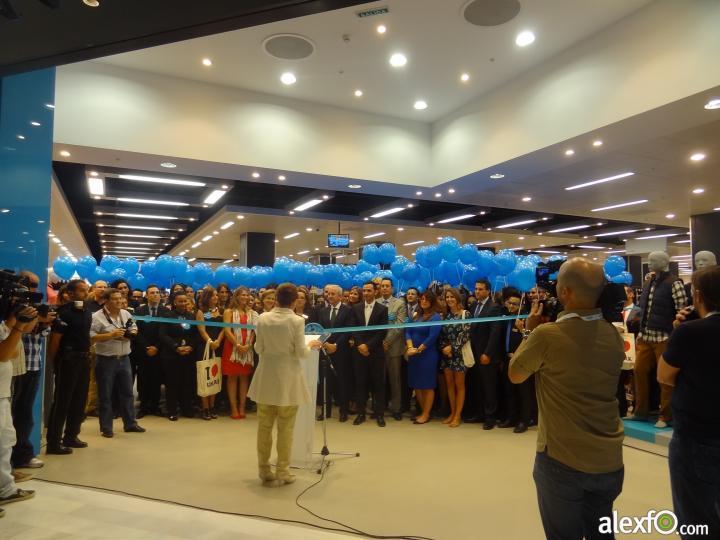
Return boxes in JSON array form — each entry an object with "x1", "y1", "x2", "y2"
[
  {"x1": 256, "y1": 404, "x2": 298, "y2": 479},
  {"x1": 634, "y1": 339, "x2": 673, "y2": 420}
]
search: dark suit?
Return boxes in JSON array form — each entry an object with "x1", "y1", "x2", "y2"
[
  {"x1": 351, "y1": 302, "x2": 388, "y2": 416},
  {"x1": 134, "y1": 303, "x2": 169, "y2": 414},
  {"x1": 159, "y1": 309, "x2": 199, "y2": 417},
  {"x1": 468, "y1": 298, "x2": 504, "y2": 422},
  {"x1": 315, "y1": 303, "x2": 354, "y2": 416}
]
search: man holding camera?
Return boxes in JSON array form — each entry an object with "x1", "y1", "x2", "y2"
[
  {"x1": 509, "y1": 259, "x2": 625, "y2": 539},
  {"x1": 90, "y1": 288, "x2": 145, "y2": 438}
]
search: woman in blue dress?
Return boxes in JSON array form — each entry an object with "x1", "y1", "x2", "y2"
[{"x1": 405, "y1": 291, "x2": 443, "y2": 424}]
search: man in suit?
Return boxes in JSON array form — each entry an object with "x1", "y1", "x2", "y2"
[
  {"x1": 351, "y1": 282, "x2": 388, "y2": 427},
  {"x1": 378, "y1": 279, "x2": 407, "y2": 421},
  {"x1": 134, "y1": 284, "x2": 167, "y2": 418},
  {"x1": 468, "y1": 278, "x2": 504, "y2": 430},
  {"x1": 315, "y1": 284, "x2": 353, "y2": 422}
]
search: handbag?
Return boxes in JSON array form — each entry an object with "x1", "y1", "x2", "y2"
[
  {"x1": 460, "y1": 310, "x2": 475, "y2": 368},
  {"x1": 196, "y1": 340, "x2": 222, "y2": 397}
]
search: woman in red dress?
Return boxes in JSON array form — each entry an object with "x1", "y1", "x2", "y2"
[{"x1": 222, "y1": 287, "x2": 258, "y2": 419}]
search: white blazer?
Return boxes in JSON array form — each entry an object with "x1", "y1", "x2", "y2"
[{"x1": 247, "y1": 308, "x2": 312, "y2": 406}]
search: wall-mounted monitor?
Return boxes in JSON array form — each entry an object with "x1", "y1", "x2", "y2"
[{"x1": 328, "y1": 234, "x2": 350, "y2": 248}]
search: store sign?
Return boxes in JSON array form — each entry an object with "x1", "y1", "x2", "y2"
[{"x1": 356, "y1": 6, "x2": 389, "y2": 18}]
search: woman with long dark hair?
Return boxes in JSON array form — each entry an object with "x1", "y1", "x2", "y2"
[
  {"x1": 222, "y1": 287, "x2": 257, "y2": 419},
  {"x1": 438, "y1": 288, "x2": 471, "y2": 428},
  {"x1": 196, "y1": 286, "x2": 224, "y2": 420}
]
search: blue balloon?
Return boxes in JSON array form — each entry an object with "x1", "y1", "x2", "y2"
[
  {"x1": 233, "y1": 266, "x2": 252, "y2": 287},
  {"x1": 611, "y1": 271, "x2": 633, "y2": 286},
  {"x1": 323, "y1": 264, "x2": 344, "y2": 285},
  {"x1": 140, "y1": 261, "x2": 157, "y2": 281},
  {"x1": 391, "y1": 256, "x2": 410, "y2": 279},
  {"x1": 604, "y1": 256, "x2": 626, "y2": 277},
  {"x1": 155, "y1": 255, "x2": 174, "y2": 280},
  {"x1": 307, "y1": 267, "x2": 324, "y2": 288},
  {"x1": 128, "y1": 273, "x2": 148, "y2": 291},
  {"x1": 288, "y1": 262, "x2": 307, "y2": 284},
  {"x1": 109, "y1": 268, "x2": 127, "y2": 281},
  {"x1": 120, "y1": 258, "x2": 140, "y2": 275},
  {"x1": 215, "y1": 265, "x2": 234, "y2": 285},
  {"x1": 172, "y1": 256, "x2": 188, "y2": 278},
  {"x1": 438, "y1": 237, "x2": 461, "y2": 262},
  {"x1": 76, "y1": 256, "x2": 97, "y2": 279},
  {"x1": 193, "y1": 263, "x2": 213, "y2": 286},
  {"x1": 401, "y1": 263, "x2": 420, "y2": 282},
  {"x1": 378, "y1": 243, "x2": 397, "y2": 265},
  {"x1": 476, "y1": 249, "x2": 493, "y2": 276},
  {"x1": 508, "y1": 265, "x2": 536, "y2": 292},
  {"x1": 438, "y1": 260, "x2": 462, "y2": 286},
  {"x1": 415, "y1": 246, "x2": 430, "y2": 268},
  {"x1": 417, "y1": 267, "x2": 432, "y2": 288},
  {"x1": 425, "y1": 245, "x2": 443, "y2": 268},
  {"x1": 494, "y1": 251, "x2": 517, "y2": 275},
  {"x1": 458, "y1": 243, "x2": 479, "y2": 265},
  {"x1": 356, "y1": 260, "x2": 379, "y2": 274},
  {"x1": 340, "y1": 272, "x2": 353, "y2": 290},
  {"x1": 93, "y1": 266, "x2": 110, "y2": 283},
  {"x1": 362, "y1": 244, "x2": 381, "y2": 265},
  {"x1": 100, "y1": 255, "x2": 122, "y2": 272},
  {"x1": 52, "y1": 256, "x2": 76, "y2": 280}
]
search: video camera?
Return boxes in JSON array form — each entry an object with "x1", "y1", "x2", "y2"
[
  {"x1": 535, "y1": 260, "x2": 626, "y2": 323},
  {"x1": 0, "y1": 269, "x2": 51, "y2": 322}
]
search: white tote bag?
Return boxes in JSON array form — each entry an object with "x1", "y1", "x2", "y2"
[
  {"x1": 460, "y1": 310, "x2": 475, "y2": 368},
  {"x1": 196, "y1": 340, "x2": 222, "y2": 397}
]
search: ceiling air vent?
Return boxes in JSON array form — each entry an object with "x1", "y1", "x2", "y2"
[
  {"x1": 462, "y1": 0, "x2": 521, "y2": 26},
  {"x1": 263, "y1": 34, "x2": 315, "y2": 60}
]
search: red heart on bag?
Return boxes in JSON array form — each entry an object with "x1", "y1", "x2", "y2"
[
  {"x1": 211, "y1": 364, "x2": 219, "y2": 377},
  {"x1": 624, "y1": 340, "x2": 631, "y2": 353}
]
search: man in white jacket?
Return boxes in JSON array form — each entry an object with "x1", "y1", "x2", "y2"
[{"x1": 248, "y1": 283, "x2": 321, "y2": 486}]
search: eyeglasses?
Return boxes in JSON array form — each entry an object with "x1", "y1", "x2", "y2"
[{"x1": 506, "y1": 301, "x2": 521, "y2": 307}]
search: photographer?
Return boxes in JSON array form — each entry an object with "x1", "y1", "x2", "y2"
[
  {"x1": 508, "y1": 259, "x2": 625, "y2": 539},
  {"x1": 0, "y1": 303, "x2": 38, "y2": 511},
  {"x1": 90, "y1": 288, "x2": 145, "y2": 438}
]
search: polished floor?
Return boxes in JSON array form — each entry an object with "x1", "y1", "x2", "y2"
[{"x1": 9, "y1": 413, "x2": 672, "y2": 539}]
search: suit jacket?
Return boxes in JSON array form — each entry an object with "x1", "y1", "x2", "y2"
[
  {"x1": 351, "y1": 302, "x2": 388, "y2": 359},
  {"x1": 470, "y1": 299, "x2": 504, "y2": 364},
  {"x1": 378, "y1": 296, "x2": 407, "y2": 356},
  {"x1": 134, "y1": 303, "x2": 169, "y2": 354},
  {"x1": 315, "y1": 303, "x2": 353, "y2": 357},
  {"x1": 159, "y1": 309, "x2": 199, "y2": 359}
]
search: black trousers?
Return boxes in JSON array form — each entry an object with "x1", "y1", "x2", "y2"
[
  {"x1": 138, "y1": 352, "x2": 164, "y2": 413},
  {"x1": 319, "y1": 352, "x2": 352, "y2": 416},
  {"x1": 162, "y1": 355, "x2": 196, "y2": 417},
  {"x1": 353, "y1": 352, "x2": 385, "y2": 416},
  {"x1": 46, "y1": 351, "x2": 91, "y2": 445},
  {"x1": 469, "y1": 362, "x2": 500, "y2": 422},
  {"x1": 11, "y1": 370, "x2": 41, "y2": 467}
]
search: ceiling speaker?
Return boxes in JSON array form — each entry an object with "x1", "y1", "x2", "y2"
[
  {"x1": 463, "y1": 0, "x2": 521, "y2": 26},
  {"x1": 263, "y1": 34, "x2": 315, "y2": 60}
]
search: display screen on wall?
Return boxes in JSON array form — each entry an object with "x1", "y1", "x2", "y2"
[{"x1": 328, "y1": 234, "x2": 350, "y2": 248}]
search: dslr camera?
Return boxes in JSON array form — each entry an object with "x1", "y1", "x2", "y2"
[
  {"x1": 0, "y1": 269, "x2": 49, "y2": 322},
  {"x1": 535, "y1": 260, "x2": 626, "y2": 323},
  {"x1": 123, "y1": 318, "x2": 137, "y2": 339}
]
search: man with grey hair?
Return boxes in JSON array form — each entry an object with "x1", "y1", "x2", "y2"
[{"x1": 509, "y1": 258, "x2": 625, "y2": 539}]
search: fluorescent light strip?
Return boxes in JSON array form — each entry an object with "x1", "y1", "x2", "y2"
[
  {"x1": 476, "y1": 240, "x2": 501, "y2": 245},
  {"x1": 117, "y1": 174, "x2": 206, "y2": 187},
  {"x1": 294, "y1": 199, "x2": 323, "y2": 212},
  {"x1": 634, "y1": 233, "x2": 679, "y2": 240},
  {"x1": 363, "y1": 232, "x2": 385, "y2": 239},
  {"x1": 284, "y1": 232, "x2": 300, "y2": 239},
  {"x1": 403, "y1": 240, "x2": 425, "y2": 246},
  {"x1": 202, "y1": 235, "x2": 213, "y2": 242},
  {"x1": 117, "y1": 197, "x2": 190, "y2": 207},
  {"x1": 593, "y1": 229, "x2": 640, "y2": 238},
  {"x1": 370, "y1": 207, "x2": 405, "y2": 218},
  {"x1": 533, "y1": 250, "x2": 561, "y2": 254},
  {"x1": 674, "y1": 239, "x2": 692, "y2": 244},
  {"x1": 103, "y1": 245, "x2": 153, "y2": 250},
  {"x1": 672, "y1": 255, "x2": 692, "y2": 259},
  {"x1": 495, "y1": 219, "x2": 538, "y2": 229},
  {"x1": 88, "y1": 177, "x2": 104, "y2": 195},
  {"x1": 115, "y1": 213, "x2": 179, "y2": 220},
  {"x1": 191, "y1": 242, "x2": 202, "y2": 248},
  {"x1": 548, "y1": 224, "x2": 591, "y2": 233},
  {"x1": 109, "y1": 225, "x2": 173, "y2": 231},
  {"x1": 605, "y1": 250, "x2": 626, "y2": 254},
  {"x1": 565, "y1": 172, "x2": 634, "y2": 191},
  {"x1": 297, "y1": 250, "x2": 310, "y2": 255},
  {"x1": 104, "y1": 241, "x2": 156, "y2": 246},
  {"x1": 591, "y1": 200, "x2": 648, "y2": 212},
  {"x1": 104, "y1": 233, "x2": 169, "y2": 239},
  {"x1": 436, "y1": 214, "x2": 476, "y2": 224},
  {"x1": 220, "y1": 221, "x2": 234, "y2": 230},
  {"x1": 505, "y1": 247, "x2": 524, "y2": 251},
  {"x1": 204, "y1": 190, "x2": 226, "y2": 205},
  {"x1": 576, "y1": 245, "x2": 605, "y2": 250}
]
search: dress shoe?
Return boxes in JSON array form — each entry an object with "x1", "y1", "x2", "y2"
[
  {"x1": 46, "y1": 444, "x2": 72, "y2": 455},
  {"x1": 124, "y1": 425, "x2": 146, "y2": 433},
  {"x1": 63, "y1": 438, "x2": 88, "y2": 448},
  {"x1": 482, "y1": 421, "x2": 496, "y2": 430},
  {"x1": 353, "y1": 414, "x2": 366, "y2": 426},
  {"x1": 316, "y1": 413, "x2": 324, "y2": 421},
  {"x1": 463, "y1": 416, "x2": 482, "y2": 424},
  {"x1": 136, "y1": 410, "x2": 148, "y2": 419},
  {"x1": 497, "y1": 419, "x2": 515, "y2": 428},
  {"x1": 16, "y1": 457, "x2": 44, "y2": 469},
  {"x1": 376, "y1": 416, "x2": 386, "y2": 427},
  {"x1": 392, "y1": 412, "x2": 402, "y2": 421},
  {"x1": 339, "y1": 413, "x2": 348, "y2": 423},
  {"x1": 513, "y1": 422, "x2": 528, "y2": 434},
  {"x1": 168, "y1": 415, "x2": 178, "y2": 421},
  {"x1": 101, "y1": 432, "x2": 114, "y2": 438}
]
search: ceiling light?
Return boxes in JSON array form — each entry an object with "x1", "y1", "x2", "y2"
[
  {"x1": 593, "y1": 229, "x2": 640, "y2": 237},
  {"x1": 565, "y1": 172, "x2": 634, "y2": 191},
  {"x1": 203, "y1": 190, "x2": 227, "y2": 205},
  {"x1": 515, "y1": 30, "x2": 535, "y2": 47},
  {"x1": 274, "y1": 239, "x2": 279, "y2": 243},
  {"x1": 414, "y1": 100, "x2": 428, "y2": 110},
  {"x1": 305, "y1": 228, "x2": 313, "y2": 232},
  {"x1": 692, "y1": 188, "x2": 705, "y2": 194},
  {"x1": 434, "y1": 193, "x2": 441, "y2": 198},
  {"x1": 280, "y1": 72, "x2": 297, "y2": 85},
  {"x1": 665, "y1": 213, "x2": 676, "y2": 219},
  {"x1": 428, "y1": 223, "x2": 434, "y2": 226},
  {"x1": 252, "y1": 172, "x2": 260, "y2": 178},
  {"x1": 564, "y1": 149, "x2": 575, "y2": 156},
  {"x1": 448, "y1": 188, "x2": 455, "y2": 194},
  {"x1": 87, "y1": 177, "x2": 104, "y2": 196},
  {"x1": 297, "y1": 250, "x2": 310, "y2": 255},
  {"x1": 396, "y1": 227, "x2": 404, "y2": 231},
  {"x1": 592, "y1": 140, "x2": 603, "y2": 147},
  {"x1": 363, "y1": 217, "x2": 369, "y2": 221},
  {"x1": 201, "y1": 235, "x2": 212, "y2": 242},
  {"x1": 476, "y1": 240, "x2": 501, "y2": 245},
  {"x1": 690, "y1": 153, "x2": 706, "y2": 162},
  {"x1": 30, "y1": 121, "x2": 41, "y2": 127},
  {"x1": 51, "y1": 237, "x2": 61, "y2": 244},
  {"x1": 635, "y1": 233, "x2": 679, "y2": 240},
  {"x1": 496, "y1": 219, "x2": 538, "y2": 229},
  {"x1": 436, "y1": 214, "x2": 475, "y2": 224},
  {"x1": 191, "y1": 242, "x2": 202, "y2": 248},
  {"x1": 705, "y1": 98, "x2": 720, "y2": 110},
  {"x1": 348, "y1": 184, "x2": 362, "y2": 189},
  {"x1": 460, "y1": 73, "x2": 470, "y2": 82},
  {"x1": 518, "y1": 236, "x2": 525, "y2": 240},
  {"x1": 278, "y1": 175, "x2": 286, "y2": 181},
  {"x1": 407, "y1": 204, "x2": 414, "y2": 208},
  {"x1": 548, "y1": 224, "x2": 591, "y2": 233},
  {"x1": 522, "y1": 197, "x2": 532, "y2": 202},
  {"x1": 117, "y1": 197, "x2": 189, "y2": 207},
  {"x1": 605, "y1": 250, "x2": 626, "y2": 254},
  {"x1": 188, "y1": 258, "x2": 196, "y2": 262},
  {"x1": 117, "y1": 174, "x2": 206, "y2": 187},
  {"x1": 59, "y1": 150, "x2": 71, "y2": 157},
  {"x1": 202, "y1": 58, "x2": 212, "y2": 67},
  {"x1": 284, "y1": 232, "x2": 300, "y2": 239},
  {"x1": 105, "y1": 233, "x2": 168, "y2": 239},
  {"x1": 674, "y1": 239, "x2": 691, "y2": 244},
  {"x1": 490, "y1": 173, "x2": 505, "y2": 179},
  {"x1": 322, "y1": 195, "x2": 330, "y2": 200},
  {"x1": 45, "y1": 103, "x2": 55, "y2": 109},
  {"x1": 534, "y1": 250, "x2": 561, "y2": 254},
  {"x1": 160, "y1": 162, "x2": 177, "y2": 168},
  {"x1": 591, "y1": 200, "x2": 648, "y2": 212},
  {"x1": 294, "y1": 199, "x2": 323, "y2": 212},
  {"x1": 389, "y1": 53, "x2": 407, "y2": 67},
  {"x1": 370, "y1": 207, "x2": 405, "y2": 218},
  {"x1": 16, "y1": 134, "x2": 26, "y2": 140},
  {"x1": 109, "y1": 241, "x2": 155, "y2": 246},
  {"x1": 354, "y1": 89, "x2": 364, "y2": 97},
  {"x1": 416, "y1": 191, "x2": 423, "y2": 195},
  {"x1": 222, "y1": 259, "x2": 233, "y2": 264},
  {"x1": 376, "y1": 24, "x2": 387, "y2": 34},
  {"x1": 577, "y1": 245, "x2": 605, "y2": 250},
  {"x1": 111, "y1": 225, "x2": 170, "y2": 231},
  {"x1": 116, "y1": 213, "x2": 179, "y2": 220},
  {"x1": 220, "y1": 221, "x2": 234, "y2": 230},
  {"x1": 83, "y1": 0, "x2": 100, "y2": 6},
  {"x1": 363, "y1": 232, "x2": 385, "y2": 239}
]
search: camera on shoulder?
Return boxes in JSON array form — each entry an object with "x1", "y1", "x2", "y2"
[{"x1": 0, "y1": 269, "x2": 48, "y2": 322}]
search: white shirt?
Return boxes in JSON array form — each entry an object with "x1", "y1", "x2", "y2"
[
  {"x1": 0, "y1": 323, "x2": 20, "y2": 399},
  {"x1": 90, "y1": 308, "x2": 137, "y2": 357},
  {"x1": 364, "y1": 302, "x2": 376, "y2": 326}
]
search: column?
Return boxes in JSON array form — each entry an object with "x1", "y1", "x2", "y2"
[
  {"x1": 238, "y1": 232, "x2": 275, "y2": 267},
  {"x1": 690, "y1": 212, "x2": 720, "y2": 269}
]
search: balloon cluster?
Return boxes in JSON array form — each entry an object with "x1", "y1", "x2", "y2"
[
  {"x1": 52, "y1": 239, "x2": 569, "y2": 293},
  {"x1": 603, "y1": 256, "x2": 632, "y2": 286}
]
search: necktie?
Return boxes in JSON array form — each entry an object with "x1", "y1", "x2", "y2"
[
  {"x1": 151, "y1": 306, "x2": 156, "y2": 318},
  {"x1": 330, "y1": 306, "x2": 337, "y2": 326},
  {"x1": 475, "y1": 303, "x2": 482, "y2": 318}
]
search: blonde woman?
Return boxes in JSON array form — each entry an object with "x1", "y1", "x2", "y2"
[
  {"x1": 438, "y1": 288, "x2": 471, "y2": 428},
  {"x1": 222, "y1": 287, "x2": 257, "y2": 419}
]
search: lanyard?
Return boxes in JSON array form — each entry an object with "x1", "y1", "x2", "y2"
[
  {"x1": 555, "y1": 312, "x2": 604, "y2": 323},
  {"x1": 103, "y1": 308, "x2": 124, "y2": 329}
]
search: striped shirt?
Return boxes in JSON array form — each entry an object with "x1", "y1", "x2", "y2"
[
  {"x1": 638, "y1": 280, "x2": 687, "y2": 343},
  {"x1": 22, "y1": 326, "x2": 50, "y2": 372}
]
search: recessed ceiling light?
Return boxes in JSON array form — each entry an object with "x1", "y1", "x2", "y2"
[
  {"x1": 414, "y1": 100, "x2": 428, "y2": 110},
  {"x1": 428, "y1": 223, "x2": 434, "y2": 227},
  {"x1": 403, "y1": 240, "x2": 423, "y2": 246},
  {"x1": 83, "y1": 0, "x2": 99, "y2": 6},
  {"x1": 202, "y1": 58, "x2": 212, "y2": 67},
  {"x1": 389, "y1": 53, "x2": 407, "y2": 67},
  {"x1": 305, "y1": 228, "x2": 313, "y2": 232},
  {"x1": 16, "y1": 135, "x2": 25, "y2": 140},
  {"x1": 220, "y1": 221, "x2": 234, "y2": 230},
  {"x1": 160, "y1": 162, "x2": 177, "y2": 168},
  {"x1": 407, "y1": 203, "x2": 414, "y2": 208},
  {"x1": 376, "y1": 24, "x2": 387, "y2": 34},
  {"x1": 496, "y1": 219, "x2": 538, "y2": 229},
  {"x1": 87, "y1": 177, "x2": 104, "y2": 196},
  {"x1": 354, "y1": 89, "x2": 364, "y2": 97},
  {"x1": 370, "y1": 207, "x2": 405, "y2": 218},
  {"x1": 115, "y1": 213, "x2": 179, "y2": 220},
  {"x1": 635, "y1": 233, "x2": 679, "y2": 240},
  {"x1": 322, "y1": 195, "x2": 330, "y2": 200},
  {"x1": 434, "y1": 193, "x2": 441, "y2": 198},
  {"x1": 593, "y1": 140, "x2": 603, "y2": 147},
  {"x1": 477, "y1": 240, "x2": 501, "y2": 246},
  {"x1": 191, "y1": 242, "x2": 202, "y2": 248},
  {"x1": 515, "y1": 30, "x2": 536, "y2": 47},
  {"x1": 591, "y1": 199, "x2": 648, "y2": 212},
  {"x1": 236, "y1": 215, "x2": 245, "y2": 220},
  {"x1": 118, "y1": 174, "x2": 206, "y2": 187},
  {"x1": 59, "y1": 150, "x2": 71, "y2": 157},
  {"x1": 363, "y1": 217, "x2": 369, "y2": 221},
  {"x1": 436, "y1": 214, "x2": 476, "y2": 224},
  {"x1": 274, "y1": 239, "x2": 279, "y2": 243},
  {"x1": 692, "y1": 188, "x2": 705, "y2": 194},
  {"x1": 593, "y1": 229, "x2": 640, "y2": 237},
  {"x1": 284, "y1": 232, "x2": 300, "y2": 239},
  {"x1": 548, "y1": 224, "x2": 592, "y2": 233},
  {"x1": 348, "y1": 184, "x2": 362, "y2": 189},
  {"x1": 565, "y1": 172, "x2": 634, "y2": 191},
  {"x1": 522, "y1": 196, "x2": 532, "y2": 202},
  {"x1": 203, "y1": 190, "x2": 227, "y2": 204},
  {"x1": 690, "y1": 152, "x2": 706, "y2": 161},
  {"x1": 30, "y1": 121, "x2": 41, "y2": 127},
  {"x1": 363, "y1": 232, "x2": 385, "y2": 239},
  {"x1": 460, "y1": 73, "x2": 470, "y2": 82},
  {"x1": 665, "y1": 213, "x2": 676, "y2": 219},
  {"x1": 280, "y1": 72, "x2": 297, "y2": 85},
  {"x1": 448, "y1": 188, "x2": 455, "y2": 194},
  {"x1": 117, "y1": 197, "x2": 190, "y2": 207},
  {"x1": 705, "y1": 98, "x2": 720, "y2": 110},
  {"x1": 490, "y1": 173, "x2": 505, "y2": 180},
  {"x1": 518, "y1": 236, "x2": 525, "y2": 240},
  {"x1": 416, "y1": 191, "x2": 423, "y2": 196},
  {"x1": 296, "y1": 250, "x2": 310, "y2": 255},
  {"x1": 202, "y1": 235, "x2": 213, "y2": 242},
  {"x1": 397, "y1": 227, "x2": 404, "y2": 231},
  {"x1": 251, "y1": 172, "x2": 260, "y2": 178},
  {"x1": 564, "y1": 149, "x2": 575, "y2": 156},
  {"x1": 45, "y1": 103, "x2": 55, "y2": 109}
]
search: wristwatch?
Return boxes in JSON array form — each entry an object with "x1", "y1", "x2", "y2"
[{"x1": 521, "y1": 329, "x2": 533, "y2": 339}]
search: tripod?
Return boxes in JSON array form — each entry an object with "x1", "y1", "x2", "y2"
[{"x1": 313, "y1": 348, "x2": 360, "y2": 474}]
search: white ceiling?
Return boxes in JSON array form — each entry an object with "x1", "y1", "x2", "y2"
[
  {"x1": 49, "y1": 174, "x2": 90, "y2": 265},
  {"x1": 96, "y1": 0, "x2": 653, "y2": 122}
]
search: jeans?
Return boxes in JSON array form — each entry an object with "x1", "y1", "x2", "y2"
[
  {"x1": 95, "y1": 355, "x2": 137, "y2": 434},
  {"x1": 0, "y1": 398, "x2": 17, "y2": 498},
  {"x1": 11, "y1": 370, "x2": 41, "y2": 467},
  {"x1": 669, "y1": 434, "x2": 720, "y2": 539},
  {"x1": 533, "y1": 451, "x2": 624, "y2": 540},
  {"x1": 257, "y1": 404, "x2": 298, "y2": 480}
]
